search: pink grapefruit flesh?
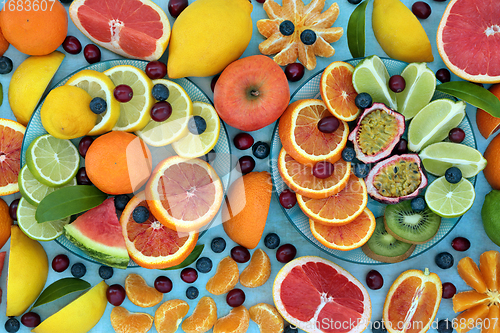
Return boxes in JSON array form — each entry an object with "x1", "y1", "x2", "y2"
[{"x1": 0, "y1": 122, "x2": 24, "y2": 195}]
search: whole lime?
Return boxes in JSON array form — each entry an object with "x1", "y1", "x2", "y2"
[{"x1": 482, "y1": 190, "x2": 500, "y2": 246}]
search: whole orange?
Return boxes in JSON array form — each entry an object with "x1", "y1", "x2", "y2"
[
  {"x1": 85, "y1": 131, "x2": 152, "y2": 195},
  {"x1": 0, "y1": 198, "x2": 12, "y2": 249},
  {"x1": 483, "y1": 133, "x2": 500, "y2": 190},
  {"x1": 476, "y1": 84, "x2": 500, "y2": 139},
  {"x1": 0, "y1": 0, "x2": 67, "y2": 55}
]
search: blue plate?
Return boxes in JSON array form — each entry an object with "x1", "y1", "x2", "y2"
[
  {"x1": 270, "y1": 57, "x2": 477, "y2": 265},
  {"x1": 20, "y1": 59, "x2": 232, "y2": 268}
]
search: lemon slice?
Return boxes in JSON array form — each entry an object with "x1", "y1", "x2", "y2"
[
  {"x1": 66, "y1": 69, "x2": 120, "y2": 136},
  {"x1": 104, "y1": 65, "x2": 154, "y2": 132},
  {"x1": 172, "y1": 102, "x2": 220, "y2": 158},
  {"x1": 396, "y1": 62, "x2": 436, "y2": 119},
  {"x1": 17, "y1": 198, "x2": 69, "y2": 241},
  {"x1": 425, "y1": 176, "x2": 475, "y2": 218},
  {"x1": 135, "y1": 79, "x2": 193, "y2": 147}
]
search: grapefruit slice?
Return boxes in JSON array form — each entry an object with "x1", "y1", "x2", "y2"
[
  {"x1": 437, "y1": 0, "x2": 500, "y2": 83},
  {"x1": 0, "y1": 119, "x2": 25, "y2": 196},
  {"x1": 273, "y1": 256, "x2": 371, "y2": 333},
  {"x1": 69, "y1": 0, "x2": 170, "y2": 61}
]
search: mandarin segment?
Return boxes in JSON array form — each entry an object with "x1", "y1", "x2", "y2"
[
  {"x1": 155, "y1": 299, "x2": 189, "y2": 333},
  {"x1": 110, "y1": 306, "x2": 154, "y2": 333},
  {"x1": 484, "y1": 304, "x2": 500, "y2": 333},
  {"x1": 124, "y1": 273, "x2": 163, "y2": 308},
  {"x1": 213, "y1": 306, "x2": 250, "y2": 333},
  {"x1": 249, "y1": 303, "x2": 284, "y2": 333},
  {"x1": 480, "y1": 251, "x2": 500, "y2": 292},
  {"x1": 240, "y1": 249, "x2": 272, "y2": 288},
  {"x1": 206, "y1": 257, "x2": 239, "y2": 295},
  {"x1": 181, "y1": 296, "x2": 217, "y2": 333},
  {"x1": 453, "y1": 291, "x2": 490, "y2": 313},
  {"x1": 455, "y1": 303, "x2": 490, "y2": 333},
  {"x1": 458, "y1": 257, "x2": 488, "y2": 294}
]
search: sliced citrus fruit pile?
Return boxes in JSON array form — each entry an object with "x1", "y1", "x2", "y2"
[
  {"x1": 125, "y1": 273, "x2": 163, "y2": 307},
  {"x1": 155, "y1": 299, "x2": 189, "y2": 333},
  {"x1": 182, "y1": 296, "x2": 217, "y2": 333},
  {"x1": 424, "y1": 176, "x2": 475, "y2": 218},
  {"x1": 0, "y1": 118, "x2": 25, "y2": 196},
  {"x1": 110, "y1": 306, "x2": 153, "y2": 333}
]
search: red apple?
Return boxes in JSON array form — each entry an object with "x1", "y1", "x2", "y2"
[{"x1": 214, "y1": 55, "x2": 290, "y2": 131}]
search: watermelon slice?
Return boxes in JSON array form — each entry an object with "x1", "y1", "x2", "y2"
[{"x1": 64, "y1": 198, "x2": 130, "y2": 269}]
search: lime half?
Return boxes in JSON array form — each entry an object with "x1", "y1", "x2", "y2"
[
  {"x1": 17, "y1": 198, "x2": 69, "y2": 241},
  {"x1": 425, "y1": 176, "x2": 475, "y2": 218},
  {"x1": 396, "y1": 62, "x2": 436, "y2": 119}
]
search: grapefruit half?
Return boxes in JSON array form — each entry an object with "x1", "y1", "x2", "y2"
[
  {"x1": 437, "y1": 0, "x2": 500, "y2": 83},
  {"x1": 0, "y1": 118, "x2": 25, "y2": 196},
  {"x1": 69, "y1": 0, "x2": 170, "y2": 61},
  {"x1": 273, "y1": 256, "x2": 371, "y2": 333}
]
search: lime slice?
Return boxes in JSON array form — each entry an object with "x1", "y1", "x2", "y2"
[
  {"x1": 135, "y1": 79, "x2": 193, "y2": 147},
  {"x1": 26, "y1": 134, "x2": 80, "y2": 187},
  {"x1": 66, "y1": 69, "x2": 120, "y2": 136},
  {"x1": 352, "y1": 55, "x2": 397, "y2": 110},
  {"x1": 104, "y1": 65, "x2": 154, "y2": 132},
  {"x1": 425, "y1": 176, "x2": 475, "y2": 218},
  {"x1": 419, "y1": 142, "x2": 487, "y2": 178},
  {"x1": 407, "y1": 99, "x2": 466, "y2": 152},
  {"x1": 17, "y1": 198, "x2": 70, "y2": 241},
  {"x1": 396, "y1": 62, "x2": 436, "y2": 119},
  {"x1": 18, "y1": 165, "x2": 77, "y2": 206},
  {"x1": 172, "y1": 102, "x2": 220, "y2": 158}
]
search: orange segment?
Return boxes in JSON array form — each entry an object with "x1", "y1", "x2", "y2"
[
  {"x1": 277, "y1": 147, "x2": 351, "y2": 199},
  {"x1": 181, "y1": 296, "x2": 217, "y2": 333},
  {"x1": 154, "y1": 299, "x2": 189, "y2": 333},
  {"x1": 110, "y1": 306, "x2": 153, "y2": 333},
  {"x1": 309, "y1": 208, "x2": 375, "y2": 251},
  {"x1": 279, "y1": 99, "x2": 349, "y2": 166},
  {"x1": 124, "y1": 273, "x2": 163, "y2": 308},
  {"x1": 458, "y1": 257, "x2": 488, "y2": 294},
  {"x1": 480, "y1": 250, "x2": 500, "y2": 291},
  {"x1": 213, "y1": 306, "x2": 250, "y2": 333},
  {"x1": 453, "y1": 291, "x2": 491, "y2": 313},
  {"x1": 484, "y1": 304, "x2": 500, "y2": 333},
  {"x1": 249, "y1": 303, "x2": 284, "y2": 333},
  {"x1": 455, "y1": 304, "x2": 490, "y2": 333},
  {"x1": 206, "y1": 257, "x2": 239, "y2": 295},
  {"x1": 320, "y1": 61, "x2": 359, "y2": 121},
  {"x1": 240, "y1": 249, "x2": 272, "y2": 288},
  {"x1": 297, "y1": 173, "x2": 368, "y2": 225}
]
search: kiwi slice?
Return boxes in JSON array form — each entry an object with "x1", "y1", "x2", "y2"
[
  {"x1": 362, "y1": 217, "x2": 416, "y2": 263},
  {"x1": 384, "y1": 200, "x2": 441, "y2": 244}
]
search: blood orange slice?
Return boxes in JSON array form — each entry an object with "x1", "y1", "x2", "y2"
[
  {"x1": 69, "y1": 0, "x2": 170, "y2": 61},
  {"x1": 0, "y1": 118, "x2": 25, "y2": 196},
  {"x1": 437, "y1": 0, "x2": 500, "y2": 83},
  {"x1": 120, "y1": 191, "x2": 198, "y2": 269},
  {"x1": 273, "y1": 256, "x2": 371, "y2": 333}
]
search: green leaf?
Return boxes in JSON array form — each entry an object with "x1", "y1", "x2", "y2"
[
  {"x1": 347, "y1": 0, "x2": 369, "y2": 58},
  {"x1": 36, "y1": 185, "x2": 107, "y2": 223},
  {"x1": 31, "y1": 278, "x2": 90, "y2": 309},
  {"x1": 161, "y1": 244, "x2": 204, "y2": 270},
  {"x1": 436, "y1": 81, "x2": 500, "y2": 117}
]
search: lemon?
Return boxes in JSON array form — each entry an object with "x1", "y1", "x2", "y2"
[
  {"x1": 66, "y1": 69, "x2": 120, "y2": 136},
  {"x1": 6, "y1": 225, "x2": 48, "y2": 316},
  {"x1": 372, "y1": 0, "x2": 433, "y2": 63},
  {"x1": 8, "y1": 51, "x2": 65, "y2": 126},
  {"x1": 425, "y1": 177, "x2": 475, "y2": 218},
  {"x1": 396, "y1": 62, "x2": 436, "y2": 119},
  {"x1": 33, "y1": 281, "x2": 108, "y2": 333},
  {"x1": 167, "y1": 0, "x2": 253, "y2": 78}
]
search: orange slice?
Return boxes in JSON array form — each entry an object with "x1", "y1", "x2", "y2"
[
  {"x1": 309, "y1": 208, "x2": 375, "y2": 251},
  {"x1": 297, "y1": 173, "x2": 367, "y2": 225},
  {"x1": 480, "y1": 250, "x2": 500, "y2": 292},
  {"x1": 249, "y1": 303, "x2": 284, "y2": 333},
  {"x1": 206, "y1": 256, "x2": 239, "y2": 296},
  {"x1": 320, "y1": 61, "x2": 359, "y2": 121},
  {"x1": 453, "y1": 291, "x2": 490, "y2": 313},
  {"x1": 277, "y1": 147, "x2": 351, "y2": 199},
  {"x1": 155, "y1": 299, "x2": 189, "y2": 333},
  {"x1": 120, "y1": 192, "x2": 198, "y2": 269},
  {"x1": 0, "y1": 118, "x2": 25, "y2": 196},
  {"x1": 124, "y1": 273, "x2": 163, "y2": 308},
  {"x1": 110, "y1": 306, "x2": 153, "y2": 333},
  {"x1": 146, "y1": 155, "x2": 223, "y2": 232},
  {"x1": 279, "y1": 99, "x2": 349, "y2": 166},
  {"x1": 181, "y1": 296, "x2": 217, "y2": 333},
  {"x1": 213, "y1": 306, "x2": 250, "y2": 333},
  {"x1": 240, "y1": 249, "x2": 272, "y2": 288}
]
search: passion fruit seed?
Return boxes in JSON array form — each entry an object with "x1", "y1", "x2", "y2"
[
  {"x1": 357, "y1": 110, "x2": 399, "y2": 156},
  {"x1": 373, "y1": 160, "x2": 421, "y2": 197}
]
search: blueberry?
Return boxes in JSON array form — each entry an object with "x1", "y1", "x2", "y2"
[
  {"x1": 437, "y1": 319, "x2": 453, "y2": 333},
  {"x1": 114, "y1": 194, "x2": 130, "y2": 211},
  {"x1": 71, "y1": 263, "x2": 87, "y2": 278},
  {"x1": 435, "y1": 252, "x2": 454, "y2": 269},
  {"x1": 89, "y1": 97, "x2": 107, "y2": 114},
  {"x1": 341, "y1": 147, "x2": 356, "y2": 162},
  {"x1": 264, "y1": 233, "x2": 280, "y2": 249},
  {"x1": 279, "y1": 20, "x2": 295, "y2": 36},
  {"x1": 99, "y1": 265, "x2": 114, "y2": 279},
  {"x1": 410, "y1": 197, "x2": 426, "y2": 212},
  {"x1": 284, "y1": 325, "x2": 299, "y2": 333},
  {"x1": 348, "y1": 0, "x2": 363, "y2": 4},
  {"x1": 196, "y1": 257, "x2": 213, "y2": 273},
  {"x1": 5, "y1": 318, "x2": 20, "y2": 333},
  {"x1": 188, "y1": 116, "x2": 207, "y2": 135},
  {"x1": 152, "y1": 84, "x2": 170, "y2": 101},
  {"x1": 445, "y1": 167, "x2": 462, "y2": 184},
  {"x1": 186, "y1": 286, "x2": 199, "y2": 300},
  {"x1": 371, "y1": 320, "x2": 387, "y2": 333},
  {"x1": 211, "y1": 237, "x2": 226, "y2": 253},
  {"x1": 300, "y1": 29, "x2": 317, "y2": 45},
  {"x1": 203, "y1": 149, "x2": 216, "y2": 163},
  {"x1": 355, "y1": 93, "x2": 373, "y2": 109},
  {"x1": 133, "y1": 206, "x2": 150, "y2": 223},
  {"x1": 352, "y1": 163, "x2": 370, "y2": 178},
  {"x1": 252, "y1": 141, "x2": 270, "y2": 159},
  {"x1": 0, "y1": 56, "x2": 13, "y2": 74}
]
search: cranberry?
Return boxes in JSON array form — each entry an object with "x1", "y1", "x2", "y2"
[
  {"x1": 20, "y1": 312, "x2": 41, "y2": 328},
  {"x1": 180, "y1": 268, "x2": 198, "y2": 283},
  {"x1": 52, "y1": 254, "x2": 70, "y2": 272},
  {"x1": 84, "y1": 44, "x2": 101, "y2": 64},
  {"x1": 62, "y1": 36, "x2": 82, "y2": 54},
  {"x1": 231, "y1": 246, "x2": 251, "y2": 263},
  {"x1": 76, "y1": 167, "x2": 92, "y2": 185},
  {"x1": 279, "y1": 189, "x2": 297, "y2": 209},
  {"x1": 9, "y1": 198, "x2": 19, "y2": 221},
  {"x1": 412, "y1": 1, "x2": 431, "y2": 19},
  {"x1": 150, "y1": 101, "x2": 173, "y2": 122},
  {"x1": 276, "y1": 244, "x2": 297, "y2": 263},
  {"x1": 237, "y1": 156, "x2": 255, "y2": 174},
  {"x1": 389, "y1": 75, "x2": 406, "y2": 93},
  {"x1": 226, "y1": 288, "x2": 246, "y2": 307},
  {"x1": 255, "y1": 0, "x2": 265, "y2": 3},
  {"x1": 312, "y1": 161, "x2": 334, "y2": 179},
  {"x1": 211, "y1": 74, "x2": 220, "y2": 93},
  {"x1": 436, "y1": 68, "x2": 451, "y2": 83},
  {"x1": 168, "y1": 0, "x2": 189, "y2": 18},
  {"x1": 451, "y1": 237, "x2": 471, "y2": 252},
  {"x1": 114, "y1": 85, "x2": 133, "y2": 103},
  {"x1": 78, "y1": 136, "x2": 93, "y2": 158},
  {"x1": 285, "y1": 63, "x2": 305, "y2": 82},
  {"x1": 145, "y1": 61, "x2": 167, "y2": 80},
  {"x1": 154, "y1": 276, "x2": 173, "y2": 293},
  {"x1": 233, "y1": 133, "x2": 254, "y2": 150},
  {"x1": 106, "y1": 284, "x2": 126, "y2": 306},
  {"x1": 442, "y1": 282, "x2": 457, "y2": 299},
  {"x1": 317, "y1": 116, "x2": 340, "y2": 133},
  {"x1": 365, "y1": 270, "x2": 384, "y2": 290},
  {"x1": 448, "y1": 128, "x2": 465, "y2": 143},
  {"x1": 393, "y1": 138, "x2": 408, "y2": 155}
]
